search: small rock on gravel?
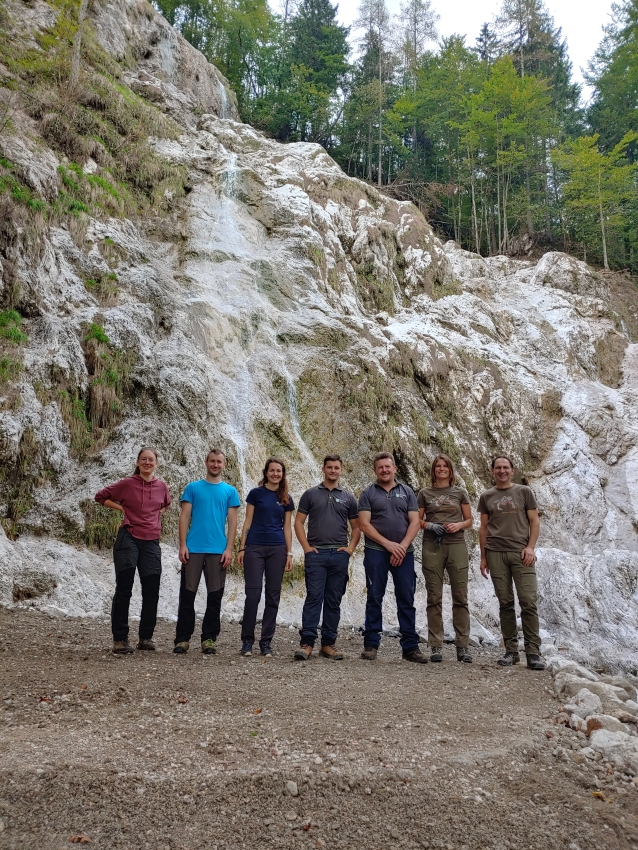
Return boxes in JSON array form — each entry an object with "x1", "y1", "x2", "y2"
[{"x1": 286, "y1": 780, "x2": 298, "y2": 797}]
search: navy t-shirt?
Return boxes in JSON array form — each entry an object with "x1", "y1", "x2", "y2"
[{"x1": 246, "y1": 486, "x2": 295, "y2": 546}]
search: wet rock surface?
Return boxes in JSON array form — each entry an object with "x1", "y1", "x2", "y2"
[
  {"x1": 1, "y1": 0, "x2": 638, "y2": 672},
  {"x1": 1, "y1": 609, "x2": 637, "y2": 850}
]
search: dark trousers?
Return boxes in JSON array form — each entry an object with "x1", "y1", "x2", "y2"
[
  {"x1": 241, "y1": 544, "x2": 287, "y2": 645},
  {"x1": 299, "y1": 548, "x2": 350, "y2": 647},
  {"x1": 111, "y1": 529, "x2": 162, "y2": 641},
  {"x1": 363, "y1": 547, "x2": 418, "y2": 652},
  {"x1": 175, "y1": 553, "x2": 226, "y2": 645}
]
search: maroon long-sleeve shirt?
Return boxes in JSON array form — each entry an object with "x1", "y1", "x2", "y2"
[{"x1": 95, "y1": 475, "x2": 171, "y2": 540}]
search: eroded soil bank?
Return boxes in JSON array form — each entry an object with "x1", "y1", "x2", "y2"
[{"x1": 0, "y1": 608, "x2": 637, "y2": 850}]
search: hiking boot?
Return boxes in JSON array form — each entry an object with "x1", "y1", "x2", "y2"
[
  {"x1": 526, "y1": 653, "x2": 546, "y2": 671},
  {"x1": 497, "y1": 651, "x2": 520, "y2": 666},
  {"x1": 430, "y1": 646, "x2": 443, "y2": 663},
  {"x1": 201, "y1": 639, "x2": 216, "y2": 655},
  {"x1": 456, "y1": 647, "x2": 472, "y2": 663},
  {"x1": 137, "y1": 639, "x2": 156, "y2": 651},
  {"x1": 241, "y1": 641, "x2": 253, "y2": 657},
  {"x1": 173, "y1": 641, "x2": 189, "y2": 654},
  {"x1": 260, "y1": 642, "x2": 273, "y2": 658},
  {"x1": 360, "y1": 646, "x2": 378, "y2": 661},
  {"x1": 403, "y1": 648, "x2": 428, "y2": 664},
  {"x1": 294, "y1": 644, "x2": 313, "y2": 661},
  {"x1": 320, "y1": 645, "x2": 344, "y2": 660},
  {"x1": 112, "y1": 639, "x2": 134, "y2": 655}
]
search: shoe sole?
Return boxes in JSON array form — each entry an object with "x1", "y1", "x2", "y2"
[
  {"x1": 202, "y1": 649, "x2": 216, "y2": 655},
  {"x1": 360, "y1": 655, "x2": 377, "y2": 661},
  {"x1": 241, "y1": 651, "x2": 252, "y2": 657},
  {"x1": 431, "y1": 656, "x2": 443, "y2": 662},
  {"x1": 403, "y1": 657, "x2": 428, "y2": 664},
  {"x1": 137, "y1": 646, "x2": 156, "y2": 651},
  {"x1": 112, "y1": 649, "x2": 134, "y2": 655},
  {"x1": 458, "y1": 657, "x2": 473, "y2": 663},
  {"x1": 294, "y1": 652, "x2": 311, "y2": 661},
  {"x1": 320, "y1": 653, "x2": 344, "y2": 660},
  {"x1": 173, "y1": 649, "x2": 188, "y2": 654},
  {"x1": 497, "y1": 659, "x2": 520, "y2": 666}
]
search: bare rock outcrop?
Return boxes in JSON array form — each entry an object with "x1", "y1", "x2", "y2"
[{"x1": 0, "y1": 0, "x2": 637, "y2": 670}]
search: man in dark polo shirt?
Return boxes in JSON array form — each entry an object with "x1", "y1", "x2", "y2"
[
  {"x1": 358, "y1": 452, "x2": 426, "y2": 663},
  {"x1": 294, "y1": 455, "x2": 360, "y2": 661}
]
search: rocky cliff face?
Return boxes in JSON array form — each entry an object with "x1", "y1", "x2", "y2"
[{"x1": 1, "y1": 0, "x2": 637, "y2": 669}]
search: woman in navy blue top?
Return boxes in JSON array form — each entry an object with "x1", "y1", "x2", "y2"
[{"x1": 237, "y1": 457, "x2": 295, "y2": 657}]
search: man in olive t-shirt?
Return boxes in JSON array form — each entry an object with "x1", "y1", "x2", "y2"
[{"x1": 478, "y1": 455, "x2": 544, "y2": 670}]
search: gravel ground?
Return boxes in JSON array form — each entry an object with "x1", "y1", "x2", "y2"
[{"x1": 1, "y1": 608, "x2": 637, "y2": 850}]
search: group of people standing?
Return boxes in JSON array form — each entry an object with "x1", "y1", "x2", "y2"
[{"x1": 95, "y1": 447, "x2": 545, "y2": 671}]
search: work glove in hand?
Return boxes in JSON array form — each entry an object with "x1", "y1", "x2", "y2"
[{"x1": 425, "y1": 522, "x2": 447, "y2": 537}]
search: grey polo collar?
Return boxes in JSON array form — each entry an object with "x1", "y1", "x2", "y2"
[
  {"x1": 373, "y1": 481, "x2": 403, "y2": 492},
  {"x1": 318, "y1": 482, "x2": 344, "y2": 492}
]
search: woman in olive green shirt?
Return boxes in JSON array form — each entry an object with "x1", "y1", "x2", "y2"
[{"x1": 417, "y1": 454, "x2": 473, "y2": 663}]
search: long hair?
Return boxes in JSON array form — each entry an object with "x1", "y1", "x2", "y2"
[
  {"x1": 259, "y1": 456, "x2": 290, "y2": 505},
  {"x1": 430, "y1": 454, "x2": 455, "y2": 487},
  {"x1": 134, "y1": 446, "x2": 158, "y2": 476}
]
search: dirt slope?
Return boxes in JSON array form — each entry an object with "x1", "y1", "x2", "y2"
[{"x1": 0, "y1": 609, "x2": 637, "y2": 849}]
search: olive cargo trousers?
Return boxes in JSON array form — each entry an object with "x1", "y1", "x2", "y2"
[
  {"x1": 422, "y1": 540, "x2": 470, "y2": 648},
  {"x1": 486, "y1": 550, "x2": 540, "y2": 656}
]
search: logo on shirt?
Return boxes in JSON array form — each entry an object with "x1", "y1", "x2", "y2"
[
  {"x1": 495, "y1": 495, "x2": 516, "y2": 512},
  {"x1": 432, "y1": 494, "x2": 453, "y2": 508}
]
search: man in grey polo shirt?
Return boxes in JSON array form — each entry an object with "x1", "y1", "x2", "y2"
[
  {"x1": 358, "y1": 452, "x2": 426, "y2": 663},
  {"x1": 294, "y1": 455, "x2": 360, "y2": 661}
]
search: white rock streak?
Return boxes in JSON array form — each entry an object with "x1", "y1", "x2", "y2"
[{"x1": 0, "y1": 0, "x2": 636, "y2": 671}]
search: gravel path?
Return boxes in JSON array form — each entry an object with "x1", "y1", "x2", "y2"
[{"x1": 0, "y1": 608, "x2": 637, "y2": 850}]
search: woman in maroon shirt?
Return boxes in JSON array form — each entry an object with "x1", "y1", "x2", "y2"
[{"x1": 95, "y1": 447, "x2": 171, "y2": 654}]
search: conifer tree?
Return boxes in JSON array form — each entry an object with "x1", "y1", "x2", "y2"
[{"x1": 587, "y1": 0, "x2": 638, "y2": 160}]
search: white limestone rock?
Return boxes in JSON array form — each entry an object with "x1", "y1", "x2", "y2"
[
  {"x1": 588, "y1": 729, "x2": 638, "y2": 775},
  {"x1": 586, "y1": 714, "x2": 637, "y2": 737},
  {"x1": 0, "y1": 0, "x2": 637, "y2": 672},
  {"x1": 546, "y1": 657, "x2": 600, "y2": 682},
  {"x1": 563, "y1": 688, "x2": 604, "y2": 719}
]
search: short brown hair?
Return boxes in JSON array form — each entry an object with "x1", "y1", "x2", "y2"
[
  {"x1": 206, "y1": 448, "x2": 226, "y2": 461},
  {"x1": 373, "y1": 451, "x2": 395, "y2": 468},
  {"x1": 430, "y1": 454, "x2": 455, "y2": 486},
  {"x1": 323, "y1": 454, "x2": 343, "y2": 466},
  {"x1": 491, "y1": 455, "x2": 514, "y2": 470}
]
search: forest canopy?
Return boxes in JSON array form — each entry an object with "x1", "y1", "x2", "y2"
[{"x1": 154, "y1": 0, "x2": 638, "y2": 273}]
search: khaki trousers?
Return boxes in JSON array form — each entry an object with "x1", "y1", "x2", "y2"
[
  {"x1": 486, "y1": 550, "x2": 540, "y2": 656},
  {"x1": 422, "y1": 540, "x2": 470, "y2": 648}
]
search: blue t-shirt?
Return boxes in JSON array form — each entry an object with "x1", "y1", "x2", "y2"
[
  {"x1": 246, "y1": 486, "x2": 295, "y2": 546},
  {"x1": 181, "y1": 480, "x2": 241, "y2": 554}
]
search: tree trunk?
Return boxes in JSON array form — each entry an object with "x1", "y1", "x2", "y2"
[
  {"x1": 378, "y1": 114, "x2": 382, "y2": 186},
  {"x1": 70, "y1": 0, "x2": 90, "y2": 90},
  {"x1": 598, "y1": 165, "x2": 609, "y2": 270}
]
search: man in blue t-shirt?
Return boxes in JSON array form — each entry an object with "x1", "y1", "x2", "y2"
[{"x1": 173, "y1": 449, "x2": 240, "y2": 655}]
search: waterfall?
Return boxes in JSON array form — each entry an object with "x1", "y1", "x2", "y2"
[
  {"x1": 223, "y1": 364, "x2": 254, "y2": 498},
  {"x1": 223, "y1": 152, "x2": 238, "y2": 198},
  {"x1": 282, "y1": 367, "x2": 319, "y2": 476},
  {"x1": 218, "y1": 81, "x2": 230, "y2": 119}
]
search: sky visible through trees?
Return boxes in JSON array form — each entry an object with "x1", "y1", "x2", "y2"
[{"x1": 154, "y1": 0, "x2": 638, "y2": 273}]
